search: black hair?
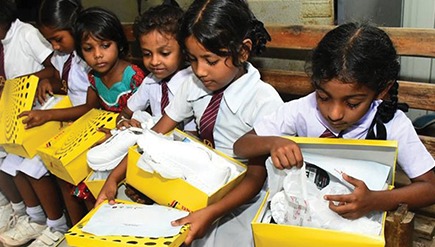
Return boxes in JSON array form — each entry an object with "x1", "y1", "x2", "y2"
[
  {"x1": 74, "y1": 7, "x2": 129, "y2": 59},
  {"x1": 133, "y1": 0, "x2": 183, "y2": 41},
  {"x1": 0, "y1": 0, "x2": 18, "y2": 27},
  {"x1": 179, "y1": 0, "x2": 271, "y2": 67},
  {"x1": 307, "y1": 22, "x2": 407, "y2": 140},
  {"x1": 38, "y1": 0, "x2": 82, "y2": 32}
]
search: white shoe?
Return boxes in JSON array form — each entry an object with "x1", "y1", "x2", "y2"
[
  {"x1": 87, "y1": 127, "x2": 144, "y2": 171},
  {"x1": 0, "y1": 204, "x2": 12, "y2": 233},
  {"x1": 28, "y1": 227, "x2": 63, "y2": 247},
  {"x1": 0, "y1": 215, "x2": 46, "y2": 246}
]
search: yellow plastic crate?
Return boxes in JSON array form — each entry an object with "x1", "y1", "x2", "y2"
[
  {"x1": 37, "y1": 109, "x2": 118, "y2": 185},
  {"x1": 126, "y1": 129, "x2": 247, "y2": 212},
  {"x1": 65, "y1": 200, "x2": 189, "y2": 247},
  {"x1": 0, "y1": 75, "x2": 72, "y2": 158},
  {"x1": 252, "y1": 137, "x2": 398, "y2": 247}
]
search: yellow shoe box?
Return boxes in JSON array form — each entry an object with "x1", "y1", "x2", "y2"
[
  {"x1": 251, "y1": 137, "x2": 398, "y2": 247},
  {"x1": 37, "y1": 109, "x2": 118, "y2": 185},
  {"x1": 84, "y1": 170, "x2": 111, "y2": 198},
  {"x1": 0, "y1": 75, "x2": 72, "y2": 158},
  {"x1": 65, "y1": 200, "x2": 189, "y2": 247},
  {"x1": 126, "y1": 129, "x2": 247, "y2": 212}
]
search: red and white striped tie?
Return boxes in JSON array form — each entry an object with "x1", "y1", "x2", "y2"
[
  {"x1": 199, "y1": 88, "x2": 225, "y2": 148},
  {"x1": 61, "y1": 53, "x2": 74, "y2": 93},
  {"x1": 161, "y1": 80, "x2": 169, "y2": 114},
  {"x1": 319, "y1": 128, "x2": 337, "y2": 138},
  {"x1": 0, "y1": 43, "x2": 6, "y2": 79}
]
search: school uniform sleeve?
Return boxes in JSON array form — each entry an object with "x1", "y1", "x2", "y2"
[
  {"x1": 88, "y1": 74, "x2": 97, "y2": 91},
  {"x1": 127, "y1": 79, "x2": 151, "y2": 112},
  {"x1": 250, "y1": 83, "x2": 284, "y2": 125},
  {"x1": 22, "y1": 25, "x2": 52, "y2": 64},
  {"x1": 254, "y1": 99, "x2": 301, "y2": 137},
  {"x1": 164, "y1": 77, "x2": 194, "y2": 123},
  {"x1": 388, "y1": 111, "x2": 435, "y2": 179}
]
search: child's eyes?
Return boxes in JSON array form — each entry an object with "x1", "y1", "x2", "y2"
[
  {"x1": 346, "y1": 102, "x2": 361, "y2": 109},
  {"x1": 187, "y1": 55, "x2": 197, "y2": 62},
  {"x1": 55, "y1": 38, "x2": 62, "y2": 43},
  {"x1": 161, "y1": 52, "x2": 171, "y2": 57},
  {"x1": 142, "y1": 52, "x2": 151, "y2": 57},
  {"x1": 82, "y1": 46, "x2": 92, "y2": 52},
  {"x1": 318, "y1": 95, "x2": 329, "y2": 102},
  {"x1": 206, "y1": 59, "x2": 218, "y2": 66},
  {"x1": 101, "y1": 43, "x2": 111, "y2": 49}
]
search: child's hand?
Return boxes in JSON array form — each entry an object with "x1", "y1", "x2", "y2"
[
  {"x1": 18, "y1": 110, "x2": 50, "y2": 129},
  {"x1": 92, "y1": 127, "x2": 112, "y2": 147},
  {"x1": 171, "y1": 207, "x2": 215, "y2": 245},
  {"x1": 95, "y1": 178, "x2": 117, "y2": 207},
  {"x1": 116, "y1": 118, "x2": 141, "y2": 129},
  {"x1": 270, "y1": 137, "x2": 303, "y2": 169},
  {"x1": 324, "y1": 173, "x2": 376, "y2": 219},
  {"x1": 36, "y1": 79, "x2": 54, "y2": 105}
]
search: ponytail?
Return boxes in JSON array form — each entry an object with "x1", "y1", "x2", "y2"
[
  {"x1": 248, "y1": 19, "x2": 271, "y2": 56},
  {"x1": 366, "y1": 80, "x2": 409, "y2": 140}
]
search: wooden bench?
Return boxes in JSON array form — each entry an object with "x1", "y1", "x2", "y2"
[{"x1": 122, "y1": 23, "x2": 435, "y2": 246}]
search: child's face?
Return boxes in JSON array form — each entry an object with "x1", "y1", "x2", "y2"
[
  {"x1": 315, "y1": 79, "x2": 379, "y2": 131},
  {"x1": 185, "y1": 35, "x2": 245, "y2": 92},
  {"x1": 81, "y1": 35, "x2": 119, "y2": 75},
  {"x1": 139, "y1": 30, "x2": 182, "y2": 80},
  {"x1": 39, "y1": 26, "x2": 75, "y2": 54}
]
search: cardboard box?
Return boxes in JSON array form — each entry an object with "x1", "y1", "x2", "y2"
[
  {"x1": 65, "y1": 200, "x2": 189, "y2": 247},
  {"x1": 251, "y1": 137, "x2": 398, "y2": 247},
  {"x1": 84, "y1": 171, "x2": 112, "y2": 198},
  {"x1": 37, "y1": 109, "x2": 118, "y2": 185},
  {"x1": 126, "y1": 129, "x2": 247, "y2": 212},
  {"x1": 0, "y1": 75, "x2": 72, "y2": 158}
]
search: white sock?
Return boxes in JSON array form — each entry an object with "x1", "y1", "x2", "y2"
[
  {"x1": 10, "y1": 201, "x2": 26, "y2": 216},
  {"x1": 26, "y1": 205, "x2": 46, "y2": 225},
  {"x1": 47, "y1": 215, "x2": 68, "y2": 233},
  {"x1": 0, "y1": 192, "x2": 9, "y2": 206}
]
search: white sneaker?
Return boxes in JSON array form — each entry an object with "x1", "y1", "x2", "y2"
[
  {"x1": 87, "y1": 127, "x2": 144, "y2": 171},
  {"x1": 0, "y1": 215, "x2": 46, "y2": 246},
  {"x1": 0, "y1": 204, "x2": 12, "y2": 233},
  {"x1": 28, "y1": 227, "x2": 64, "y2": 247}
]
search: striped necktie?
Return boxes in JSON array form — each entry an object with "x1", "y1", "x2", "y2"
[
  {"x1": 161, "y1": 80, "x2": 169, "y2": 114},
  {"x1": 0, "y1": 43, "x2": 6, "y2": 81},
  {"x1": 61, "y1": 53, "x2": 74, "y2": 93},
  {"x1": 319, "y1": 128, "x2": 338, "y2": 138},
  {"x1": 199, "y1": 88, "x2": 225, "y2": 148}
]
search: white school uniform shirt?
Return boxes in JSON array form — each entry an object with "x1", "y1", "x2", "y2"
[
  {"x1": 2, "y1": 19, "x2": 52, "y2": 79},
  {"x1": 165, "y1": 62, "x2": 283, "y2": 247},
  {"x1": 254, "y1": 92, "x2": 435, "y2": 179},
  {"x1": 165, "y1": 62, "x2": 284, "y2": 161},
  {"x1": 127, "y1": 67, "x2": 196, "y2": 130},
  {"x1": 51, "y1": 51, "x2": 91, "y2": 106}
]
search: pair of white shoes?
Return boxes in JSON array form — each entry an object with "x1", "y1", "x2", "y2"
[
  {"x1": 136, "y1": 129, "x2": 240, "y2": 195},
  {"x1": 87, "y1": 111, "x2": 156, "y2": 171},
  {"x1": 0, "y1": 214, "x2": 62, "y2": 247}
]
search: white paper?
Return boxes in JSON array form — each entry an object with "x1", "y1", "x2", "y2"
[
  {"x1": 81, "y1": 203, "x2": 189, "y2": 237},
  {"x1": 302, "y1": 152, "x2": 390, "y2": 191}
]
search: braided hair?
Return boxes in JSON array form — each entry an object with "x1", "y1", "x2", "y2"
[
  {"x1": 179, "y1": 0, "x2": 271, "y2": 68},
  {"x1": 307, "y1": 22, "x2": 407, "y2": 140}
]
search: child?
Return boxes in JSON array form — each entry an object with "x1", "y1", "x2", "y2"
[
  {"x1": 97, "y1": 0, "x2": 283, "y2": 246},
  {"x1": 0, "y1": 0, "x2": 54, "y2": 241},
  {"x1": 117, "y1": 0, "x2": 195, "y2": 131},
  {"x1": 234, "y1": 23, "x2": 435, "y2": 220}
]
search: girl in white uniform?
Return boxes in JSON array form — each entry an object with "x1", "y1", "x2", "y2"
[
  {"x1": 118, "y1": 0, "x2": 195, "y2": 131},
  {"x1": 235, "y1": 23, "x2": 435, "y2": 221},
  {"x1": 0, "y1": 1, "x2": 89, "y2": 247},
  {"x1": 0, "y1": 0, "x2": 53, "y2": 241},
  {"x1": 97, "y1": 0, "x2": 283, "y2": 246}
]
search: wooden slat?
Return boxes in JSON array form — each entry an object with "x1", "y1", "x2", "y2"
[
  {"x1": 259, "y1": 69, "x2": 435, "y2": 112},
  {"x1": 266, "y1": 26, "x2": 435, "y2": 57},
  {"x1": 420, "y1": 136, "x2": 435, "y2": 159},
  {"x1": 124, "y1": 24, "x2": 435, "y2": 57}
]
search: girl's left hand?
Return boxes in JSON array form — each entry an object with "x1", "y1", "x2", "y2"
[
  {"x1": 323, "y1": 173, "x2": 376, "y2": 219},
  {"x1": 18, "y1": 110, "x2": 50, "y2": 129},
  {"x1": 171, "y1": 207, "x2": 216, "y2": 245}
]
